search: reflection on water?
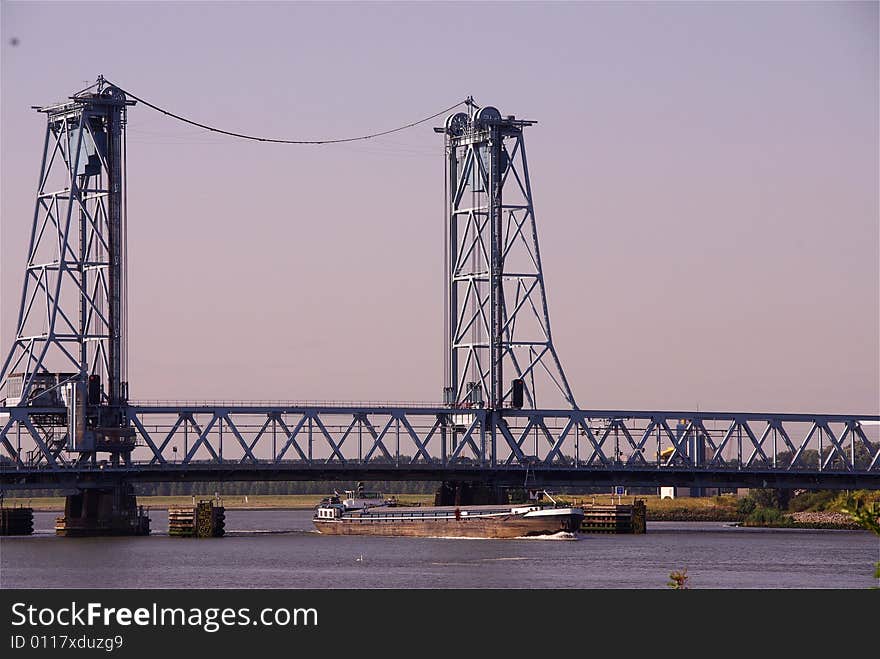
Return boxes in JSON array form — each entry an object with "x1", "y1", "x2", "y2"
[{"x1": 1, "y1": 510, "x2": 877, "y2": 589}]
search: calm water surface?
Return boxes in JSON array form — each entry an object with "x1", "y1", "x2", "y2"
[{"x1": 1, "y1": 510, "x2": 877, "y2": 589}]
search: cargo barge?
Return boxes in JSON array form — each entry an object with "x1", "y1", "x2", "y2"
[{"x1": 314, "y1": 490, "x2": 584, "y2": 539}]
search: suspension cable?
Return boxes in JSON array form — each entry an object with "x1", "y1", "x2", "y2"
[{"x1": 103, "y1": 79, "x2": 467, "y2": 145}]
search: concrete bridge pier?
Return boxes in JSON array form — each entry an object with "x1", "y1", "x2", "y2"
[{"x1": 55, "y1": 482, "x2": 150, "y2": 537}]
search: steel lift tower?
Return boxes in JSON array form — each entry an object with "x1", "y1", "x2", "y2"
[
  {"x1": 0, "y1": 78, "x2": 134, "y2": 461},
  {"x1": 0, "y1": 78, "x2": 136, "y2": 470},
  {"x1": 441, "y1": 104, "x2": 576, "y2": 412}
]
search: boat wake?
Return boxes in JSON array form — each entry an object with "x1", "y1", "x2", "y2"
[
  {"x1": 480, "y1": 556, "x2": 530, "y2": 561},
  {"x1": 517, "y1": 531, "x2": 578, "y2": 541}
]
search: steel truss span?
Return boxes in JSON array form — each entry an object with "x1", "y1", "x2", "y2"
[{"x1": 1, "y1": 405, "x2": 877, "y2": 488}]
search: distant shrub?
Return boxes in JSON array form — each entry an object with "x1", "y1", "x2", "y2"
[
  {"x1": 832, "y1": 490, "x2": 880, "y2": 512},
  {"x1": 737, "y1": 497, "x2": 756, "y2": 515},
  {"x1": 788, "y1": 490, "x2": 837, "y2": 512},
  {"x1": 745, "y1": 506, "x2": 792, "y2": 527},
  {"x1": 749, "y1": 488, "x2": 791, "y2": 510}
]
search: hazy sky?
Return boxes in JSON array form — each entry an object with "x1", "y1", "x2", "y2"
[{"x1": 1, "y1": 1, "x2": 877, "y2": 414}]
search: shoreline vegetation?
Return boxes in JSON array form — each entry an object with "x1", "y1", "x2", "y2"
[{"x1": 4, "y1": 491, "x2": 877, "y2": 531}]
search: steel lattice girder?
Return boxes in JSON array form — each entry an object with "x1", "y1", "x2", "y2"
[{"x1": 1, "y1": 407, "x2": 878, "y2": 486}]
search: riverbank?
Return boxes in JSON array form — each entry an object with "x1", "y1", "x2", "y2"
[{"x1": 744, "y1": 511, "x2": 863, "y2": 531}]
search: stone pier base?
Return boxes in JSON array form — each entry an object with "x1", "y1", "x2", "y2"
[{"x1": 55, "y1": 483, "x2": 150, "y2": 537}]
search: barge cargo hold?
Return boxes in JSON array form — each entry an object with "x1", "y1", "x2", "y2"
[{"x1": 314, "y1": 492, "x2": 584, "y2": 539}]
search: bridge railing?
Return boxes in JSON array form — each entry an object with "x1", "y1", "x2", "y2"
[{"x1": 2, "y1": 405, "x2": 878, "y2": 476}]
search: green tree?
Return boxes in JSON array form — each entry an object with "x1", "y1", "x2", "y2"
[
  {"x1": 736, "y1": 497, "x2": 756, "y2": 515},
  {"x1": 749, "y1": 488, "x2": 791, "y2": 510}
]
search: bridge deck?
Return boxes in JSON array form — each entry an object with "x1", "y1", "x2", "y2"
[{"x1": 1, "y1": 404, "x2": 877, "y2": 489}]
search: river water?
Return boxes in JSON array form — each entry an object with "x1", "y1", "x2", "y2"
[{"x1": 1, "y1": 510, "x2": 877, "y2": 589}]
